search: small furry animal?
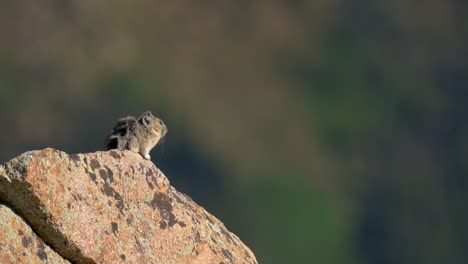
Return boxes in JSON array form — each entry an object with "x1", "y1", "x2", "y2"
[{"x1": 104, "y1": 111, "x2": 168, "y2": 160}]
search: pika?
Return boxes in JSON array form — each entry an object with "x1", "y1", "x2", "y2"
[{"x1": 104, "y1": 111, "x2": 168, "y2": 160}]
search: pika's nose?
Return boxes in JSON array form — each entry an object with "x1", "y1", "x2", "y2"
[{"x1": 161, "y1": 123, "x2": 168, "y2": 137}]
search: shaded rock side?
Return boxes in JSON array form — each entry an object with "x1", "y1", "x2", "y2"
[
  {"x1": 0, "y1": 148, "x2": 257, "y2": 264},
  {"x1": 0, "y1": 204, "x2": 70, "y2": 264}
]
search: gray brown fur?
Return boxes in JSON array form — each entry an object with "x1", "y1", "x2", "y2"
[{"x1": 105, "y1": 111, "x2": 167, "y2": 160}]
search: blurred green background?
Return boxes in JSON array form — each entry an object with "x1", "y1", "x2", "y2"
[{"x1": 1, "y1": 1, "x2": 467, "y2": 263}]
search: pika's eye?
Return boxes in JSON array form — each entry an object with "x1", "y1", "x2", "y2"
[{"x1": 142, "y1": 116, "x2": 151, "y2": 127}]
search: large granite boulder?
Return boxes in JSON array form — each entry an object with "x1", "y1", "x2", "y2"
[{"x1": 0, "y1": 148, "x2": 257, "y2": 264}]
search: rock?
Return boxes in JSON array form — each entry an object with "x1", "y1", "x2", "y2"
[
  {"x1": 0, "y1": 148, "x2": 257, "y2": 264},
  {"x1": 0, "y1": 204, "x2": 70, "y2": 264}
]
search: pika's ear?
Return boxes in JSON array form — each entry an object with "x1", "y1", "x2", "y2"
[
  {"x1": 141, "y1": 111, "x2": 153, "y2": 116},
  {"x1": 141, "y1": 116, "x2": 151, "y2": 127}
]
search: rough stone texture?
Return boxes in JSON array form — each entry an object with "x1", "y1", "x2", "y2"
[
  {"x1": 0, "y1": 148, "x2": 257, "y2": 264},
  {"x1": 0, "y1": 204, "x2": 70, "y2": 264}
]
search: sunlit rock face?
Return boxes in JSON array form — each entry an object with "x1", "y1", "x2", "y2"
[
  {"x1": 0, "y1": 148, "x2": 257, "y2": 264},
  {"x1": 0, "y1": 204, "x2": 70, "y2": 264}
]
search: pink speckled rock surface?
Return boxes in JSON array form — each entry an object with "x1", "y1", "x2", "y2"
[
  {"x1": 0, "y1": 148, "x2": 257, "y2": 264},
  {"x1": 0, "y1": 205, "x2": 70, "y2": 264}
]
